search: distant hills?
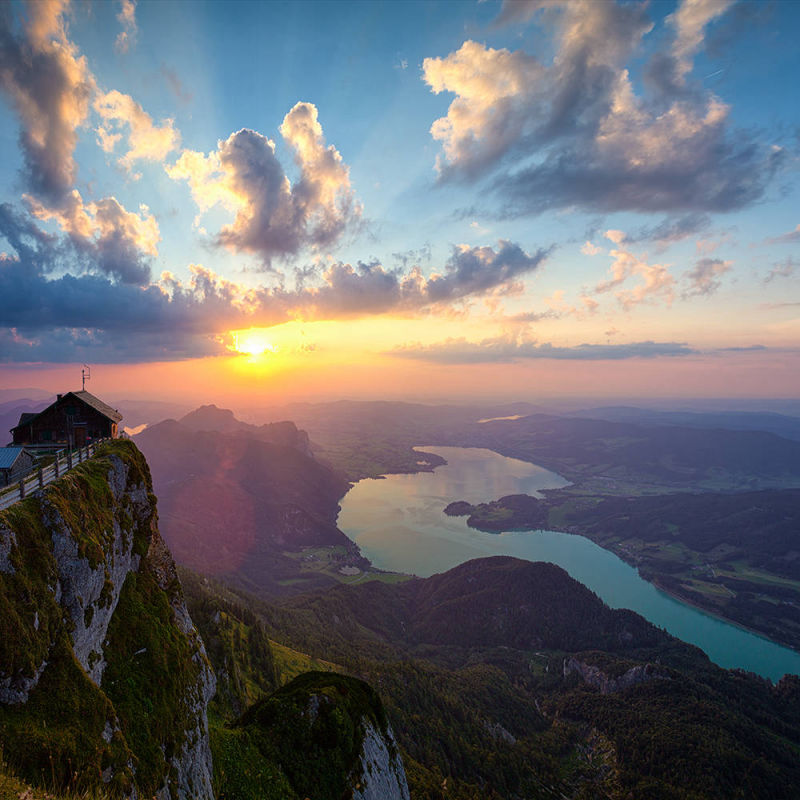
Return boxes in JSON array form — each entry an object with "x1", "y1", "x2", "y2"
[
  {"x1": 134, "y1": 405, "x2": 359, "y2": 596},
  {"x1": 568, "y1": 405, "x2": 800, "y2": 442},
  {"x1": 457, "y1": 413, "x2": 800, "y2": 491}
]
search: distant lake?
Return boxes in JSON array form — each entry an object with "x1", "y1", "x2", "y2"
[{"x1": 338, "y1": 446, "x2": 800, "y2": 681}]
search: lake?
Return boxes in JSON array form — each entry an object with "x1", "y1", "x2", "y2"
[{"x1": 337, "y1": 445, "x2": 800, "y2": 681}]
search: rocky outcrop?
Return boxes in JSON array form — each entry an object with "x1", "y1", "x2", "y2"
[
  {"x1": 564, "y1": 657, "x2": 670, "y2": 694},
  {"x1": 45, "y1": 452, "x2": 149, "y2": 685},
  {"x1": 0, "y1": 440, "x2": 215, "y2": 799},
  {"x1": 352, "y1": 720, "x2": 410, "y2": 800},
  {"x1": 228, "y1": 671, "x2": 410, "y2": 799}
]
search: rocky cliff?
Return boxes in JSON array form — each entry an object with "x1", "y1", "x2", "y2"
[
  {"x1": 213, "y1": 670, "x2": 409, "y2": 800},
  {"x1": 0, "y1": 439, "x2": 215, "y2": 799}
]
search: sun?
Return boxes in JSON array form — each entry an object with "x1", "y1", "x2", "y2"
[{"x1": 231, "y1": 329, "x2": 278, "y2": 358}]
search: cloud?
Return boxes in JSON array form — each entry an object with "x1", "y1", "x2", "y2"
[
  {"x1": 0, "y1": 0, "x2": 95, "y2": 204},
  {"x1": 0, "y1": 0, "x2": 168, "y2": 283},
  {"x1": 764, "y1": 258, "x2": 797, "y2": 283},
  {"x1": 604, "y1": 229, "x2": 626, "y2": 245},
  {"x1": 682, "y1": 256, "x2": 731, "y2": 297},
  {"x1": 24, "y1": 191, "x2": 159, "y2": 284},
  {"x1": 715, "y1": 344, "x2": 767, "y2": 353},
  {"x1": 388, "y1": 335, "x2": 697, "y2": 364},
  {"x1": 0, "y1": 208, "x2": 549, "y2": 360},
  {"x1": 661, "y1": 0, "x2": 734, "y2": 87},
  {"x1": 0, "y1": 230, "x2": 262, "y2": 362},
  {"x1": 593, "y1": 237, "x2": 675, "y2": 309},
  {"x1": 0, "y1": 324, "x2": 227, "y2": 364},
  {"x1": 543, "y1": 289, "x2": 598, "y2": 319},
  {"x1": 766, "y1": 223, "x2": 800, "y2": 245},
  {"x1": 95, "y1": 89, "x2": 180, "y2": 172},
  {"x1": 505, "y1": 309, "x2": 561, "y2": 323},
  {"x1": 626, "y1": 213, "x2": 711, "y2": 244},
  {"x1": 160, "y1": 64, "x2": 193, "y2": 103},
  {"x1": 115, "y1": 0, "x2": 137, "y2": 54},
  {"x1": 280, "y1": 240, "x2": 551, "y2": 318},
  {"x1": 168, "y1": 103, "x2": 361, "y2": 262},
  {"x1": 581, "y1": 241, "x2": 602, "y2": 256},
  {"x1": 279, "y1": 101, "x2": 362, "y2": 249},
  {"x1": 427, "y1": 240, "x2": 550, "y2": 302},
  {"x1": 423, "y1": 40, "x2": 547, "y2": 179},
  {"x1": 424, "y1": 0, "x2": 779, "y2": 215}
]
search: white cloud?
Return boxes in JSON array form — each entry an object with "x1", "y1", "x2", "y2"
[
  {"x1": 167, "y1": 103, "x2": 361, "y2": 261},
  {"x1": 94, "y1": 90, "x2": 180, "y2": 172},
  {"x1": 115, "y1": 0, "x2": 137, "y2": 54},
  {"x1": 422, "y1": 0, "x2": 777, "y2": 215}
]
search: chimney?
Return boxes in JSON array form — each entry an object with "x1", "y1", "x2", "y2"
[{"x1": 57, "y1": 394, "x2": 63, "y2": 401}]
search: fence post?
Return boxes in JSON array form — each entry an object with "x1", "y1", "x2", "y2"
[
  {"x1": 18, "y1": 479, "x2": 25, "y2": 499},
  {"x1": 38, "y1": 467, "x2": 43, "y2": 489},
  {"x1": 67, "y1": 450, "x2": 73, "y2": 470},
  {"x1": 54, "y1": 457, "x2": 59, "y2": 478}
]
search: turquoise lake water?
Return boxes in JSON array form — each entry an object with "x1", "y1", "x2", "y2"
[{"x1": 337, "y1": 445, "x2": 800, "y2": 681}]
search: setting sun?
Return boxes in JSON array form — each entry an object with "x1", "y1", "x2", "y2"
[{"x1": 231, "y1": 329, "x2": 278, "y2": 358}]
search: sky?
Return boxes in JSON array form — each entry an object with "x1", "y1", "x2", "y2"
[{"x1": 0, "y1": 0, "x2": 799, "y2": 403}]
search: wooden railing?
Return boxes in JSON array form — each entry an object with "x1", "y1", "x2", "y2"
[{"x1": 0, "y1": 439, "x2": 109, "y2": 512}]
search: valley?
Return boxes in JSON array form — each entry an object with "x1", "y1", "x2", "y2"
[{"x1": 4, "y1": 398, "x2": 800, "y2": 799}]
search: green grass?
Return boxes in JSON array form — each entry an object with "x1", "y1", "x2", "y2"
[
  {"x1": 101, "y1": 569, "x2": 203, "y2": 798},
  {"x1": 282, "y1": 545, "x2": 413, "y2": 586},
  {"x1": 269, "y1": 640, "x2": 343, "y2": 685},
  {"x1": 209, "y1": 723, "x2": 295, "y2": 800}
]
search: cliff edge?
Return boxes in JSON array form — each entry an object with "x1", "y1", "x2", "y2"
[{"x1": 0, "y1": 439, "x2": 215, "y2": 799}]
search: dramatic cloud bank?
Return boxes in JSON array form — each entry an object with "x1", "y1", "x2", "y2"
[
  {"x1": 0, "y1": 211, "x2": 548, "y2": 361},
  {"x1": 423, "y1": 0, "x2": 781, "y2": 215}
]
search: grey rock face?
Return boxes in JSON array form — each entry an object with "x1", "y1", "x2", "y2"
[
  {"x1": 352, "y1": 720, "x2": 411, "y2": 800},
  {"x1": 564, "y1": 657, "x2": 670, "y2": 694},
  {"x1": 0, "y1": 659, "x2": 47, "y2": 705},
  {"x1": 46, "y1": 454, "x2": 147, "y2": 685}
]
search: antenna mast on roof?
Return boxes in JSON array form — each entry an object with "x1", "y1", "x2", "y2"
[{"x1": 82, "y1": 364, "x2": 91, "y2": 391}]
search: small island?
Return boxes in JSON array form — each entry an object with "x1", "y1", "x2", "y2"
[{"x1": 443, "y1": 494, "x2": 550, "y2": 533}]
